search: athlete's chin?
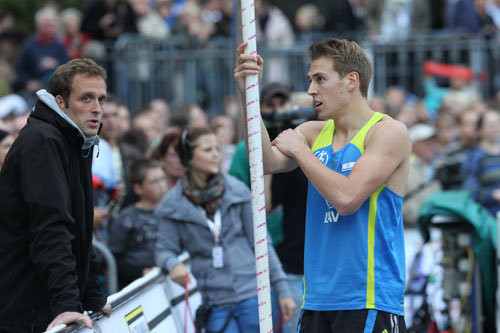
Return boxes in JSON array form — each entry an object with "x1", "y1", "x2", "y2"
[{"x1": 316, "y1": 111, "x2": 329, "y2": 120}]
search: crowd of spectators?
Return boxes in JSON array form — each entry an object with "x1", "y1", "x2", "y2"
[{"x1": 2, "y1": 0, "x2": 500, "y2": 331}]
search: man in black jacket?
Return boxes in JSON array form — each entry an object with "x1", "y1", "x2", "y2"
[{"x1": 0, "y1": 58, "x2": 111, "y2": 332}]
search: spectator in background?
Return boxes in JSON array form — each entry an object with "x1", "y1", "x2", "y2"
[
  {"x1": 0, "y1": 93, "x2": 28, "y2": 120},
  {"x1": 434, "y1": 112, "x2": 459, "y2": 151},
  {"x1": 156, "y1": 0, "x2": 174, "y2": 29},
  {"x1": 98, "y1": 96, "x2": 129, "y2": 184},
  {"x1": 176, "y1": 103, "x2": 209, "y2": 129},
  {"x1": 116, "y1": 102, "x2": 131, "y2": 138},
  {"x1": 150, "y1": 130, "x2": 185, "y2": 192},
  {"x1": 475, "y1": 0, "x2": 498, "y2": 33},
  {"x1": 366, "y1": 0, "x2": 431, "y2": 40},
  {"x1": 15, "y1": 6, "x2": 69, "y2": 96},
  {"x1": 108, "y1": 158, "x2": 168, "y2": 289},
  {"x1": 0, "y1": 5, "x2": 15, "y2": 33},
  {"x1": 95, "y1": 96, "x2": 142, "y2": 216},
  {"x1": 212, "y1": 0, "x2": 233, "y2": 38},
  {"x1": 444, "y1": 0, "x2": 490, "y2": 33},
  {"x1": 130, "y1": 0, "x2": 170, "y2": 39},
  {"x1": 435, "y1": 108, "x2": 480, "y2": 189},
  {"x1": 255, "y1": 0, "x2": 294, "y2": 83},
  {"x1": 384, "y1": 86, "x2": 407, "y2": 117},
  {"x1": 81, "y1": 0, "x2": 137, "y2": 41},
  {"x1": 395, "y1": 102, "x2": 419, "y2": 127},
  {"x1": 150, "y1": 98, "x2": 171, "y2": 131},
  {"x1": 294, "y1": 3, "x2": 325, "y2": 42},
  {"x1": 229, "y1": 82, "x2": 292, "y2": 186},
  {"x1": 321, "y1": 0, "x2": 358, "y2": 35},
  {"x1": 423, "y1": 61, "x2": 481, "y2": 118},
  {"x1": 404, "y1": 124, "x2": 442, "y2": 228},
  {"x1": 173, "y1": 1, "x2": 214, "y2": 44},
  {"x1": 132, "y1": 105, "x2": 164, "y2": 149},
  {"x1": 200, "y1": 0, "x2": 223, "y2": 31},
  {"x1": 155, "y1": 127, "x2": 295, "y2": 332},
  {"x1": 368, "y1": 94, "x2": 387, "y2": 114},
  {"x1": 0, "y1": 6, "x2": 22, "y2": 97},
  {"x1": 3, "y1": 108, "x2": 30, "y2": 139},
  {"x1": 210, "y1": 114, "x2": 236, "y2": 172},
  {"x1": 61, "y1": 8, "x2": 91, "y2": 60},
  {"x1": 0, "y1": 128, "x2": 13, "y2": 170},
  {"x1": 462, "y1": 109, "x2": 500, "y2": 216},
  {"x1": 486, "y1": 0, "x2": 500, "y2": 28}
]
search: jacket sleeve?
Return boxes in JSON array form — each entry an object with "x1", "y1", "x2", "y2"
[
  {"x1": 240, "y1": 196, "x2": 291, "y2": 300},
  {"x1": 461, "y1": 150, "x2": 496, "y2": 205},
  {"x1": 155, "y1": 213, "x2": 183, "y2": 272},
  {"x1": 21, "y1": 138, "x2": 83, "y2": 316},
  {"x1": 82, "y1": 245, "x2": 107, "y2": 311}
]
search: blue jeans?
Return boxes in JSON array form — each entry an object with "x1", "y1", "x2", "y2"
[
  {"x1": 207, "y1": 296, "x2": 281, "y2": 333},
  {"x1": 207, "y1": 297, "x2": 259, "y2": 332}
]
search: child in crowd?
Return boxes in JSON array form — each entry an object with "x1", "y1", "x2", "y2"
[{"x1": 108, "y1": 158, "x2": 168, "y2": 289}]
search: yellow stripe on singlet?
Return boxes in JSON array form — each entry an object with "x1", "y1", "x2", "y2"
[{"x1": 366, "y1": 185, "x2": 385, "y2": 309}]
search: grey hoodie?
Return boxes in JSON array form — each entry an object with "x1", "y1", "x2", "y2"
[{"x1": 155, "y1": 173, "x2": 291, "y2": 306}]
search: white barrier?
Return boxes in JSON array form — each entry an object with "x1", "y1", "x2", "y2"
[{"x1": 47, "y1": 255, "x2": 201, "y2": 333}]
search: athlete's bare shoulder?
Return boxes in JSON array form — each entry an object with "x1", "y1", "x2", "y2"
[
  {"x1": 366, "y1": 114, "x2": 410, "y2": 147},
  {"x1": 295, "y1": 120, "x2": 328, "y2": 148}
]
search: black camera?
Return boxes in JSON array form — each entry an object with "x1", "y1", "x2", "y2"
[{"x1": 262, "y1": 106, "x2": 317, "y2": 140}]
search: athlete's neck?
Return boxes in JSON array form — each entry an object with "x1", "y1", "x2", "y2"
[{"x1": 333, "y1": 99, "x2": 373, "y2": 137}]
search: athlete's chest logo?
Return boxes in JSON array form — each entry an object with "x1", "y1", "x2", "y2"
[
  {"x1": 324, "y1": 200, "x2": 339, "y2": 223},
  {"x1": 314, "y1": 149, "x2": 329, "y2": 165},
  {"x1": 324, "y1": 209, "x2": 340, "y2": 223}
]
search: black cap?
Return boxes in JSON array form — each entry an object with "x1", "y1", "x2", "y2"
[{"x1": 260, "y1": 82, "x2": 290, "y2": 103}]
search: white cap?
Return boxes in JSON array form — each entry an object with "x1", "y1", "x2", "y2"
[{"x1": 409, "y1": 124, "x2": 435, "y2": 143}]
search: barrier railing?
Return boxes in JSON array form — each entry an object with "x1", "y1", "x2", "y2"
[
  {"x1": 92, "y1": 239, "x2": 118, "y2": 295},
  {"x1": 46, "y1": 253, "x2": 201, "y2": 333},
  {"x1": 106, "y1": 33, "x2": 500, "y2": 115}
]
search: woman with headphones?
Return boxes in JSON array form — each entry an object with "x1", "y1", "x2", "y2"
[{"x1": 155, "y1": 126, "x2": 295, "y2": 332}]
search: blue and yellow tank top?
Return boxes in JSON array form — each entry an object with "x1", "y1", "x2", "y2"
[{"x1": 302, "y1": 112, "x2": 405, "y2": 315}]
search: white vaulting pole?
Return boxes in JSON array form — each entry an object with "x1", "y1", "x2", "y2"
[{"x1": 240, "y1": 1, "x2": 273, "y2": 332}]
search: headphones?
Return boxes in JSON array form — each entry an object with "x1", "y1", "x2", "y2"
[{"x1": 181, "y1": 128, "x2": 191, "y2": 164}]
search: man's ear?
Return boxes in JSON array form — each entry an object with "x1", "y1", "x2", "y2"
[
  {"x1": 133, "y1": 182, "x2": 143, "y2": 197},
  {"x1": 346, "y1": 71, "x2": 359, "y2": 93},
  {"x1": 55, "y1": 95, "x2": 66, "y2": 113}
]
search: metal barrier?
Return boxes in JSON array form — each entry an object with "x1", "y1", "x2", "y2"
[
  {"x1": 46, "y1": 254, "x2": 201, "y2": 333},
  {"x1": 92, "y1": 239, "x2": 118, "y2": 295},
  {"x1": 106, "y1": 33, "x2": 500, "y2": 115}
]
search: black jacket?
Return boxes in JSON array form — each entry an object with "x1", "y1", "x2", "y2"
[{"x1": 0, "y1": 99, "x2": 106, "y2": 331}]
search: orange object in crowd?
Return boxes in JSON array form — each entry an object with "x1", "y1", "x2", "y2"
[{"x1": 423, "y1": 61, "x2": 474, "y2": 81}]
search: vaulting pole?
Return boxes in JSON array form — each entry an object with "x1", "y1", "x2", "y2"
[{"x1": 239, "y1": 0, "x2": 273, "y2": 331}]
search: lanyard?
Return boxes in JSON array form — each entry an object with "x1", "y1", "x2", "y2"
[{"x1": 205, "y1": 210, "x2": 221, "y2": 245}]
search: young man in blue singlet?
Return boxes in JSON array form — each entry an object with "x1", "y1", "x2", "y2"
[{"x1": 234, "y1": 38, "x2": 411, "y2": 332}]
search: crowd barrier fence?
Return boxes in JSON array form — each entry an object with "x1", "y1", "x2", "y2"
[{"x1": 101, "y1": 33, "x2": 500, "y2": 115}]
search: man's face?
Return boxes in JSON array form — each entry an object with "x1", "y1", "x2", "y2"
[
  {"x1": 136, "y1": 167, "x2": 168, "y2": 205},
  {"x1": 101, "y1": 101, "x2": 120, "y2": 140},
  {"x1": 58, "y1": 74, "x2": 106, "y2": 137},
  {"x1": 308, "y1": 57, "x2": 350, "y2": 120},
  {"x1": 37, "y1": 17, "x2": 58, "y2": 40},
  {"x1": 116, "y1": 105, "x2": 131, "y2": 137},
  {"x1": 480, "y1": 111, "x2": 500, "y2": 143},
  {"x1": 260, "y1": 95, "x2": 291, "y2": 114},
  {"x1": 459, "y1": 111, "x2": 478, "y2": 143}
]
